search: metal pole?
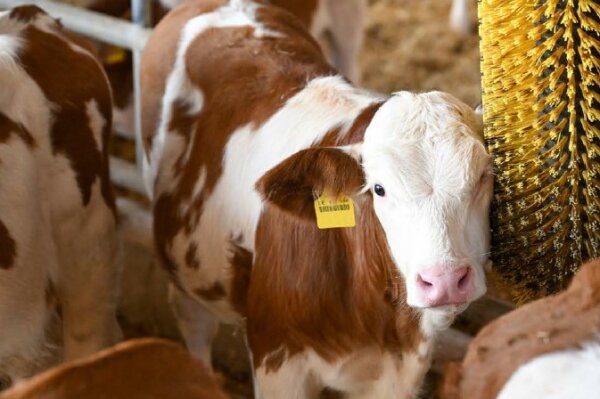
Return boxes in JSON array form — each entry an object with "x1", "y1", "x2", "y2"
[
  {"x1": 131, "y1": 0, "x2": 152, "y2": 174},
  {"x1": 0, "y1": 0, "x2": 151, "y2": 51}
]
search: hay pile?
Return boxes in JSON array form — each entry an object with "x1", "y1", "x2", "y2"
[{"x1": 361, "y1": 0, "x2": 481, "y2": 107}]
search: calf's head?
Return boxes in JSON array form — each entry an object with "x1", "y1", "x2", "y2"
[{"x1": 258, "y1": 91, "x2": 492, "y2": 311}]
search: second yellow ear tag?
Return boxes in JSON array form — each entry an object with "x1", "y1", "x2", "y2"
[
  {"x1": 314, "y1": 195, "x2": 356, "y2": 229},
  {"x1": 104, "y1": 46, "x2": 127, "y2": 65}
]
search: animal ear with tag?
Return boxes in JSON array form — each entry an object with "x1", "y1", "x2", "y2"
[{"x1": 256, "y1": 147, "x2": 365, "y2": 221}]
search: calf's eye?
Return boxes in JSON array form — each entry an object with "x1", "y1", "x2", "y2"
[{"x1": 374, "y1": 184, "x2": 386, "y2": 197}]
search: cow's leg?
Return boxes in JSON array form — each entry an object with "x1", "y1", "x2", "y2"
[
  {"x1": 320, "y1": 0, "x2": 366, "y2": 84},
  {"x1": 254, "y1": 353, "x2": 320, "y2": 399},
  {"x1": 57, "y1": 202, "x2": 121, "y2": 361},
  {"x1": 169, "y1": 285, "x2": 219, "y2": 367},
  {"x1": 0, "y1": 135, "x2": 58, "y2": 382}
]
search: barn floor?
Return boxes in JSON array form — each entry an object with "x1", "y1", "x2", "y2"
[{"x1": 208, "y1": 0, "x2": 483, "y2": 398}]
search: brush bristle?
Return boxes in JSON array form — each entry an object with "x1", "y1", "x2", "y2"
[{"x1": 479, "y1": 0, "x2": 600, "y2": 301}]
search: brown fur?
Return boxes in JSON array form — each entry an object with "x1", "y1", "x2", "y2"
[
  {"x1": 441, "y1": 260, "x2": 600, "y2": 399},
  {"x1": 0, "y1": 221, "x2": 16, "y2": 270},
  {"x1": 0, "y1": 112, "x2": 35, "y2": 147},
  {"x1": 19, "y1": 20, "x2": 115, "y2": 215},
  {"x1": 318, "y1": 102, "x2": 384, "y2": 147},
  {"x1": 249, "y1": 150, "x2": 421, "y2": 368},
  {"x1": 249, "y1": 195, "x2": 422, "y2": 368},
  {"x1": 0, "y1": 339, "x2": 227, "y2": 399},
  {"x1": 194, "y1": 282, "x2": 227, "y2": 301},
  {"x1": 267, "y1": 0, "x2": 318, "y2": 27},
  {"x1": 256, "y1": 148, "x2": 365, "y2": 220},
  {"x1": 7, "y1": 5, "x2": 44, "y2": 23},
  {"x1": 229, "y1": 238, "x2": 253, "y2": 315},
  {"x1": 185, "y1": 243, "x2": 201, "y2": 270}
]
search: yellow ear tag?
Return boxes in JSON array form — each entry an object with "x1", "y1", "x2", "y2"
[
  {"x1": 104, "y1": 46, "x2": 127, "y2": 65},
  {"x1": 314, "y1": 194, "x2": 356, "y2": 229}
]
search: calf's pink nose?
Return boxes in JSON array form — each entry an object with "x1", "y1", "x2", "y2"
[{"x1": 416, "y1": 266, "x2": 474, "y2": 307}]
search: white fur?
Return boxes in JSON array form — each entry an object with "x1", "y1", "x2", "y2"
[
  {"x1": 255, "y1": 345, "x2": 431, "y2": 398},
  {"x1": 85, "y1": 99, "x2": 106, "y2": 152},
  {"x1": 362, "y1": 91, "x2": 491, "y2": 309},
  {"x1": 0, "y1": 10, "x2": 120, "y2": 386},
  {"x1": 498, "y1": 341, "x2": 600, "y2": 399}
]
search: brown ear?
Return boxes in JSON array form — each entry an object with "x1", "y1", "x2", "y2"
[{"x1": 256, "y1": 147, "x2": 365, "y2": 219}]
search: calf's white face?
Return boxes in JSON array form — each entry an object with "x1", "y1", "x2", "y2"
[{"x1": 361, "y1": 91, "x2": 492, "y2": 309}]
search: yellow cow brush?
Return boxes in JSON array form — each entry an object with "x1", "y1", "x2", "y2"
[{"x1": 479, "y1": 0, "x2": 600, "y2": 301}]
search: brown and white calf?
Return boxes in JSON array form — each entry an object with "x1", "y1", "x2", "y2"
[
  {"x1": 141, "y1": 0, "x2": 492, "y2": 397},
  {"x1": 0, "y1": 339, "x2": 227, "y2": 399},
  {"x1": 0, "y1": 5, "x2": 120, "y2": 388}
]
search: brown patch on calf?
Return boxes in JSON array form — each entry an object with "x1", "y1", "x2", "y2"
[
  {"x1": 45, "y1": 278, "x2": 57, "y2": 307},
  {"x1": 319, "y1": 101, "x2": 384, "y2": 147},
  {"x1": 194, "y1": 282, "x2": 227, "y2": 301},
  {"x1": 267, "y1": 0, "x2": 319, "y2": 28},
  {"x1": 263, "y1": 346, "x2": 286, "y2": 373},
  {"x1": 256, "y1": 147, "x2": 365, "y2": 220},
  {"x1": 0, "y1": 112, "x2": 35, "y2": 147},
  {"x1": 0, "y1": 220, "x2": 16, "y2": 270},
  {"x1": 229, "y1": 237, "x2": 253, "y2": 315},
  {"x1": 442, "y1": 260, "x2": 600, "y2": 399},
  {"x1": 8, "y1": 5, "x2": 44, "y2": 23},
  {"x1": 18, "y1": 22, "x2": 116, "y2": 215},
  {"x1": 185, "y1": 243, "x2": 201, "y2": 270},
  {"x1": 144, "y1": 1, "x2": 334, "y2": 275}
]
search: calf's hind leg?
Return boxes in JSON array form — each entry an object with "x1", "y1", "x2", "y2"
[
  {"x1": 169, "y1": 286, "x2": 219, "y2": 367},
  {"x1": 57, "y1": 203, "x2": 122, "y2": 361}
]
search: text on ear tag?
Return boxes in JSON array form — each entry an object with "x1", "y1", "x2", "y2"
[{"x1": 314, "y1": 195, "x2": 356, "y2": 229}]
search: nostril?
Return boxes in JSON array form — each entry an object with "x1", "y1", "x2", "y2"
[
  {"x1": 416, "y1": 274, "x2": 434, "y2": 290},
  {"x1": 456, "y1": 267, "x2": 471, "y2": 290}
]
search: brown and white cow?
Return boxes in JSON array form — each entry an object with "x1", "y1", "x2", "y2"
[
  {"x1": 141, "y1": 0, "x2": 492, "y2": 397},
  {"x1": 0, "y1": 5, "x2": 120, "y2": 388},
  {"x1": 440, "y1": 260, "x2": 600, "y2": 399}
]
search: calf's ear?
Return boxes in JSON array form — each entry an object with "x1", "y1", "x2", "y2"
[{"x1": 256, "y1": 147, "x2": 365, "y2": 220}]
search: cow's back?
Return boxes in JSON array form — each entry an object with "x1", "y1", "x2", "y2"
[{"x1": 0, "y1": 6, "x2": 118, "y2": 385}]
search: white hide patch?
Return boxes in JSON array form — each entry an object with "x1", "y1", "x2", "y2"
[
  {"x1": 85, "y1": 99, "x2": 106, "y2": 152},
  {"x1": 255, "y1": 347, "x2": 430, "y2": 398},
  {"x1": 498, "y1": 341, "x2": 600, "y2": 399},
  {"x1": 0, "y1": 35, "x2": 23, "y2": 109}
]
